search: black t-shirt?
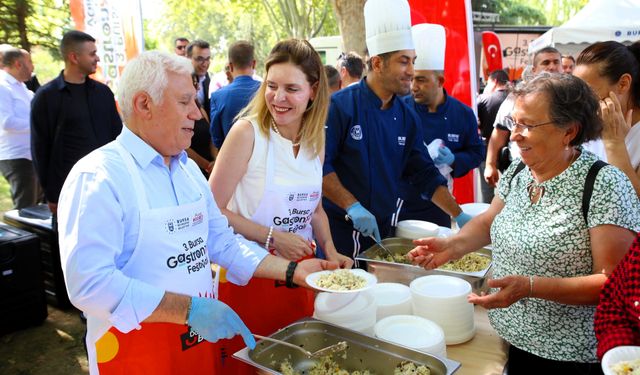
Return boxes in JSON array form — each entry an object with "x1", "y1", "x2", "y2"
[
  {"x1": 477, "y1": 89, "x2": 508, "y2": 139},
  {"x1": 63, "y1": 82, "x2": 97, "y2": 171}
]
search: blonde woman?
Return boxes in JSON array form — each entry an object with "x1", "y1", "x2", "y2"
[{"x1": 209, "y1": 39, "x2": 351, "y2": 374}]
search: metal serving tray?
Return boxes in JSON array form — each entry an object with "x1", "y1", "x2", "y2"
[
  {"x1": 234, "y1": 318, "x2": 460, "y2": 374},
  {"x1": 355, "y1": 237, "x2": 493, "y2": 293}
]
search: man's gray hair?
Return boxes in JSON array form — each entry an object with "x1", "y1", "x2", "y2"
[{"x1": 118, "y1": 51, "x2": 193, "y2": 120}]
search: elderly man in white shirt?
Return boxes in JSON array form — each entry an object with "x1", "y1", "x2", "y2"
[
  {"x1": 57, "y1": 51, "x2": 337, "y2": 375},
  {"x1": 0, "y1": 47, "x2": 38, "y2": 209}
]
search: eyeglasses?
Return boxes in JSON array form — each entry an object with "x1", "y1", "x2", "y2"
[
  {"x1": 193, "y1": 56, "x2": 211, "y2": 63},
  {"x1": 175, "y1": 45, "x2": 186, "y2": 50},
  {"x1": 504, "y1": 115, "x2": 555, "y2": 133}
]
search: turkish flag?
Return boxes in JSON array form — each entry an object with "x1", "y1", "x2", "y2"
[{"x1": 482, "y1": 31, "x2": 504, "y2": 81}]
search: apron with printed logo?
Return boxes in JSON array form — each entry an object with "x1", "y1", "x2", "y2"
[
  {"x1": 217, "y1": 135, "x2": 321, "y2": 373},
  {"x1": 87, "y1": 144, "x2": 218, "y2": 374}
]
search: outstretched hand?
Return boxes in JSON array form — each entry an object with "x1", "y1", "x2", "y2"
[
  {"x1": 467, "y1": 275, "x2": 530, "y2": 309},
  {"x1": 407, "y1": 237, "x2": 455, "y2": 270},
  {"x1": 294, "y1": 258, "x2": 340, "y2": 288}
]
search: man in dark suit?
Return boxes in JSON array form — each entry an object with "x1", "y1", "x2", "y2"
[
  {"x1": 30, "y1": 30, "x2": 122, "y2": 219},
  {"x1": 187, "y1": 40, "x2": 211, "y2": 115}
]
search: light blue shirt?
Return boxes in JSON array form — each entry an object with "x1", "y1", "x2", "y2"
[{"x1": 57, "y1": 126, "x2": 268, "y2": 333}]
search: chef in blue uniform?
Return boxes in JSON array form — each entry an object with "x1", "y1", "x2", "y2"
[
  {"x1": 322, "y1": 0, "x2": 471, "y2": 262},
  {"x1": 400, "y1": 24, "x2": 485, "y2": 227}
]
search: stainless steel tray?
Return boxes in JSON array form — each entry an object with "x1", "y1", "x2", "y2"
[
  {"x1": 355, "y1": 237, "x2": 493, "y2": 293},
  {"x1": 234, "y1": 318, "x2": 460, "y2": 374}
]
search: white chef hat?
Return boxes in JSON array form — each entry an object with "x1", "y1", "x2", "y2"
[
  {"x1": 364, "y1": 0, "x2": 414, "y2": 57},
  {"x1": 412, "y1": 23, "x2": 446, "y2": 70}
]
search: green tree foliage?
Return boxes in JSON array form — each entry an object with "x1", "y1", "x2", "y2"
[
  {"x1": 472, "y1": 0, "x2": 589, "y2": 26},
  {"x1": 149, "y1": 0, "x2": 337, "y2": 74},
  {"x1": 0, "y1": 0, "x2": 71, "y2": 54}
]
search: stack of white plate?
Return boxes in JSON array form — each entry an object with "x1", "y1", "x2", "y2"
[
  {"x1": 369, "y1": 283, "x2": 412, "y2": 321},
  {"x1": 313, "y1": 292, "x2": 377, "y2": 335},
  {"x1": 396, "y1": 220, "x2": 440, "y2": 240},
  {"x1": 410, "y1": 275, "x2": 475, "y2": 344},
  {"x1": 374, "y1": 315, "x2": 447, "y2": 358}
]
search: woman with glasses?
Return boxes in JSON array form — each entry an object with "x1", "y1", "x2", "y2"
[
  {"x1": 409, "y1": 73, "x2": 640, "y2": 374},
  {"x1": 574, "y1": 41, "x2": 640, "y2": 197},
  {"x1": 208, "y1": 39, "x2": 352, "y2": 374}
]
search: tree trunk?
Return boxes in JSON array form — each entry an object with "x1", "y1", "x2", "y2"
[
  {"x1": 15, "y1": 0, "x2": 31, "y2": 51},
  {"x1": 331, "y1": 0, "x2": 366, "y2": 57}
]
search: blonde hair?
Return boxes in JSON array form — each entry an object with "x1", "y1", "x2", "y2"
[{"x1": 240, "y1": 39, "x2": 329, "y2": 157}]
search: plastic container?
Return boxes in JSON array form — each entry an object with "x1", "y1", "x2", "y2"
[
  {"x1": 369, "y1": 283, "x2": 412, "y2": 321},
  {"x1": 396, "y1": 220, "x2": 439, "y2": 240},
  {"x1": 314, "y1": 291, "x2": 377, "y2": 334},
  {"x1": 375, "y1": 315, "x2": 446, "y2": 358},
  {"x1": 410, "y1": 275, "x2": 475, "y2": 344}
]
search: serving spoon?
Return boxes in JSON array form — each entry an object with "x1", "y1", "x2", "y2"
[{"x1": 253, "y1": 334, "x2": 348, "y2": 359}]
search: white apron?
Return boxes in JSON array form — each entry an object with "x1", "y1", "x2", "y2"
[{"x1": 87, "y1": 144, "x2": 218, "y2": 374}]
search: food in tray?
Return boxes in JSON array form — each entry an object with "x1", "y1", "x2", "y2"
[
  {"x1": 316, "y1": 269, "x2": 367, "y2": 291},
  {"x1": 279, "y1": 356, "x2": 430, "y2": 375},
  {"x1": 279, "y1": 356, "x2": 372, "y2": 375},
  {"x1": 611, "y1": 359, "x2": 640, "y2": 375},
  {"x1": 438, "y1": 253, "x2": 491, "y2": 273},
  {"x1": 394, "y1": 361, "x2": 431, "y2": 375},
  {"x1": 372, "y1": 250, "x2": 490, "y2": 273},
  {"x1": 373, "y1": 252, "x2": 411, "y2": 264}
]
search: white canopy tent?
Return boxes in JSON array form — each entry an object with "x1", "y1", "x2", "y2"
[{"x1": 529, "y1": 0, "x2": 640, "y2": 57}]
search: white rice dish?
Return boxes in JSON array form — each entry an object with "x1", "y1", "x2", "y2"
[
  {"x1": 316, "y1": 270, "x2": 367, "y2": 291},
  {"x1": 612, "y1": 359, "x2": 640, "y2": 375}
]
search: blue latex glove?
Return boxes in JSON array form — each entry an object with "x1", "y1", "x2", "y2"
[
  {"x1": 454, "y1": 212, "x2": 473, "y2": 229},
  {"x1": 346, "y1": 202, "x2": 381, "y2": 242},
  {"x1": 187, "y1": 297, "x2": 256, "y2": 349},
  {"x1": 433, "y1": 146, "x2": 455, "y2": 166}
]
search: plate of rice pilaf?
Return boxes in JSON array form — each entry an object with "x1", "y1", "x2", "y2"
[
  {"x1": 602, "y1": 346, "x2": 640, "y2": 375},
  {"x1": 306, "y1": 269, "x2": 377, "y2": 293}
]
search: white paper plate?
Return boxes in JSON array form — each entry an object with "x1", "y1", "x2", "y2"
[
  {"x1": 460, "y1": 203, "x2": 490, "y2": 217},
  {"x1": 602, "y1": 346, "x2": 640, "y2": 375},
  {"x1": 375, "y1": 315, "x2": 445, "y2": 351},
  {"x1": 306, "y1": 269, "x2": 377, "y2": 294}
]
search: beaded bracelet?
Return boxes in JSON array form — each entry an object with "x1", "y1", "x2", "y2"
[{"x1": 265, "y1": 226, "x2": 274, "y2": 250}]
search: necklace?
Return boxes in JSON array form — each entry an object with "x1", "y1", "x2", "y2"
[
  {"x1": 527, "y1": 148, "x2": 579, "y2": 204},
  {"x1": 271, "y1": 118, "x2": 301, "y2": 147}
]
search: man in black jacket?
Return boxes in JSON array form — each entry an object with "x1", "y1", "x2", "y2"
[
  {"x1": 30, "y1": 30, "x2": 122, "y2": 218},
  {"x1": 187, "y1": 40, "x2": 211, "y2": 115}
]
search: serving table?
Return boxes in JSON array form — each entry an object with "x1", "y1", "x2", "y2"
[{"x1": 447, "y1": 306, "x2": 507, "y2": 375}]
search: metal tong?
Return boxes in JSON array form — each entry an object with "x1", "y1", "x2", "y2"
[
  {"x1": 253, "y1": 334, "x2": 348, "y2": 358},
  {"x1": 344, "y1": 214, "x2": 394, "y2": 259}
]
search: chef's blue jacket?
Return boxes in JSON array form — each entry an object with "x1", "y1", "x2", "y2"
[
  {"x1": 323, "y1": 78, "x2": 447, "y2": 259},
  {"x1": 398, "y1": 91, "x2": 484, "y2": 226}
]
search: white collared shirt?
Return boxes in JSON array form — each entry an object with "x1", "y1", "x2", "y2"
[
  {"x1": 0, "y1": 70, "x2": 33, "y2": 160},
  {"x1": 57, "y1": 127, "x2": 268, "y2": 332}
]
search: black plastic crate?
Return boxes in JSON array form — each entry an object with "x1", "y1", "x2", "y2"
[
  {"x1": 4, "y1": 206, "x2": 71, "y2": 309},
  {"x1": 0, "y1": 223, "x2": 48, "y2": 334}
]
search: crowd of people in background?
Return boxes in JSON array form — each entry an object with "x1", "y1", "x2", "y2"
[{"x1": 1, "y1": 0, "x2": 640, "y2": 372}]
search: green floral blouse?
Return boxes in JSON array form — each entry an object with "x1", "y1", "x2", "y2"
[{"x1": 489, "y1": 149, "x2": 640, "y2": 362}]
